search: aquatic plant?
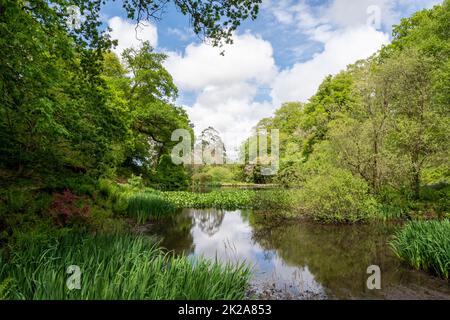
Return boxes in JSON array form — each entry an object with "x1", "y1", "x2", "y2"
[
  {"x1": 126, "y1": 193, "x2": 178, "y2": 223},
  {"x1": 162, "y1": 190, "x2": 255, "y2": 210},
  {"x1": 162, "y1": 189, "x2": 303, "y2": 214},
  {"x1": 390, "y1": 219, "x2": 450, "y2": 279}
]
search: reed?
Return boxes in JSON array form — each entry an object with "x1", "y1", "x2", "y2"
[
  {"x1": 0, "y1": 233, "x2": 251, "y2": 299},
  {"x1": 126, "y1": 193, "x2": 178, "y2": 223},
  {"x1": 390, "y1": 219, "x2": 450, "y2": 279}
]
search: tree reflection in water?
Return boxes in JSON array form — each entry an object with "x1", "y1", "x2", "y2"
[
  {"x1": 191, "y1": 209, "x2": 225, "y2": 236},
  {"x1": 149, "y1": 209, "x2": 195, "y2": 255}
]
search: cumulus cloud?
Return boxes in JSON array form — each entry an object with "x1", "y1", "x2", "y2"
[
  {"x1": 264, "y1": 0, "x2": 443, "y2": 104},
  {"x1": 165, "y1": 33, "x2": 277, "y2": 91},
  {"x1": 271, "y1": 26, "x2": 390, "y2": 105},
  {"x1": 108, "y1": 16, "x2": 158, "y2": 57},
  {"x1": 267, "y1": 0, "x2": 442, "y2": 32}
]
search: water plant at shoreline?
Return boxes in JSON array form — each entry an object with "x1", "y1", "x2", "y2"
[
  {"x1": 390, "y1": 219, "x2": 450, "y2": 279},
  {"x1": 0, "y1": 233, "x2": 251, "y2": 299},
  {"x1": 98, "y1": 179, "x2": 177, "y2": 223},
  {"x1": 127, "y1": 193, "x2": 178, "y2": 223},
  {"x1": 162, "y1": 190, "x2": 255, "y2": 210}
]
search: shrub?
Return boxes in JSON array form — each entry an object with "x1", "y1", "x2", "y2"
[
  {"x1": 48, "y1": 190, "x2": 90, "y2": 227},
  {"x1": 127, "y1": 174, "x2": 145, "y2": 190},
  {"x1": 204, "y1": 166, "x2": 235, "y2": 184},
  {"x1": 192, "y1": 173, "x2": 213, "y2": 186},
  {"x1": 390, "y1": 220, "x2": 450, "y2": 279},
  {"x1": 298, "y1": 169, "x2": 378, "y2": 223},
  {"x1": 150, "y1": 154, "x2": 190, "y2": 190},
  {"x1": 252, "y1": 189, "x2": 300, "y2": 213}
]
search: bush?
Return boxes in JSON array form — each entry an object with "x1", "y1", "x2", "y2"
[
  {"x1": 252, "y1": 189, "x2": 300, "y2": 213},
  {"x1": 192, "y1": 173, "x2": 213, "y2": 186},
  {"x1": 150, "y1": 154, "x2": 190, "y2": 190},
  {"x1": 298, "y1": 169, "x2": 378, "y2": 223},
  {"x1": 390, "y1": 220, "x2": 450, "y2": 279},
  {"x1": 48, "y1": 190, "x2": 90, "y2": 227},
  {"x1": 204, "y1": 166, "x2": 235, "y2": 184}
]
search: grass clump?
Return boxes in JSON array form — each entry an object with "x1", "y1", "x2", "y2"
[
  {"x1": 390, "y1": 219, "x2": 450, "y2": 279},
  {"x1": 98, "y1": 179, "x2": 176, "y2": 223},
  {"x1": 127, "y1": 193, "x2": 178, "y2": 223},
  {"x1": 0, "y1": 233, "x2": 251, "y2": 299}
]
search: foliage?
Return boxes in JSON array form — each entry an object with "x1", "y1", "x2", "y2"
[
  {"x1": 0, "y1": 232, "x2": 251, "y2": 299},
  {"x1": 390, "y1": 220, "x2": 450, "y2": 279},
  {"x1": 121, "y1": 0, "x2": 262, "y2": 48},
  {"x1": 251, "y1": 189, "x2": 301, "y2": 216},
  {"x1": 1, "y1": 0, "x2": 259, "y2": 190},
  {"x1": 0, "y1": 1, "x2": 118, "y2": 176},
  {"x1": 194, "y1": 166, "x2": 237, "y2": 185},
  {"x1": 150, "y1": 155, "x2": 190, "y2": 190},
  {"x1": 48, "y1": 190, "x2": 90, "y2": 227},
  {"x1": 163, "y1": 190, "x2": 255, "y2": 210},
  {"x1": 163, "y1": 189, "x2": 301, "y2": 214},
  {"x1": 298, "y1": 168, "x2": 379, "y2": 223},
  {"x1": 192, "y1": 172, "x2": 214, "y2": 186}
]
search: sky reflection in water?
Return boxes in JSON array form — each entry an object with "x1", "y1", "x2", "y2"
[{"x1": 150, "y1": 209, "x2": 450, "y2": 300}]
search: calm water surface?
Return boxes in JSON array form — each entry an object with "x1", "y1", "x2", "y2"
[{"x1": 149, "y1": 209, "x2": 450, "y2": 300}]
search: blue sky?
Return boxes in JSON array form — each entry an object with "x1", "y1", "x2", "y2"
[{"x1": 99, "y1": 0, "x2": 442, "y2": 155}]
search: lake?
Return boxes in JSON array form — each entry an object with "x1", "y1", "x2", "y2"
[{"x1": 149, "y1": 208, "x2": 450, "y2": 299}]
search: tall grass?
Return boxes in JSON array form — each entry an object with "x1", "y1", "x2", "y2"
[
  {"x1": 0, "y1": 233, "x2": 251, "y2": 299},
  {"x1": 127, "y1": 193, "x2": 178, "y2": 223},
  {"x1": 98, "y1": 179, "x2": 177, "y2": 223},
  {"x1": 390, "y1": 219, "x2": 450, "y2": 279}
]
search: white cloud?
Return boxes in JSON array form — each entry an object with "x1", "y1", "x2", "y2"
[
  {"x1": 108, "y1": 16, "x2": 158, "y2": 57},
  {"x1": 165, "y1": 33, "x2": 277, "y2": 91},
  {"x1": 185, "y1": 83, "x2": 274, "y2": 158},
  {"x1": 322, "y1": 0, "x2": 397, "y2": 29},
  {"x1": 167, "y1": 27, "x2": 194, "y2": 42},
  {"x1": 271, "y1": 26, "x2": 389, "y2": 105},
  {"x1": 267, "y1": 0, "x2": 442, "y2": 32}
]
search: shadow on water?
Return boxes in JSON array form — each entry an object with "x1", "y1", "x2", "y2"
[{"x1": 149, "y1": 209, "x2": 450, "y2": 300}]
